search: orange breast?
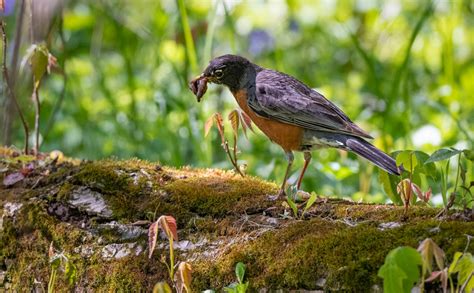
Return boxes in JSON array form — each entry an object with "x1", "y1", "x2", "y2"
[{"x1": 232, "y1": 89, "x2": 303, "y2": 152}]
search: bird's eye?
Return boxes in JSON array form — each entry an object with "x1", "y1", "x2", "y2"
[{"x1": 214, "y1": 69, "x2": 224, "y2": 79}]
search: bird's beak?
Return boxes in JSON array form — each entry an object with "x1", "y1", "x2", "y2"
[{"x1": 189, "y1": 73, "x2": 208, "y2": 102}]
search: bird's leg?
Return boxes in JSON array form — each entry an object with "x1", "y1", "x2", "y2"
[
  {"x1": 279, "y1": 151, "x2": 294, "y2": 197},
  {"x1": 296, "y1": 152, "x2": 312, "y2": 190}
]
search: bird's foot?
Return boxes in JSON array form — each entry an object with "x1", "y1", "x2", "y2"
[
  {"x1": 267, "y1": 189, "x2": 286, "y2": 201},
  {"x1": 278, "y1": 188, "x2": 286, "y2": 198}
]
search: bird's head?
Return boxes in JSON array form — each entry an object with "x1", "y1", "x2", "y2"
[{"x1": 189, "y1": 54, "x2": 256, "y2": 102}]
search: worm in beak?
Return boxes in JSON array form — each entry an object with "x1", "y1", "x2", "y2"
[{"x1": 189, "y1": 75, "x2": 208, "y2": 102}]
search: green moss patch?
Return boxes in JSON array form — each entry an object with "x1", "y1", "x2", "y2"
[{"x1": 1, "y1": 148, "x2": 472, "y2": 291}]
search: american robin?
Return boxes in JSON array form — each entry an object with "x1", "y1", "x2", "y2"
[{"x1": 189, "y1": 54, "x2": 400, "y2": 196}]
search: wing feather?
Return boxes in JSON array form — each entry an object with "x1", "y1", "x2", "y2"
[{"x1": 249, "y1": 69, "x2": 373, "y2": 139}]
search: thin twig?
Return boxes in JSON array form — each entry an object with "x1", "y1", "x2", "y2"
[
  {"x1": 223, "y1": 140, "x2": 244, "y2": 177},
  {"x1": 33, "y1": 84, "x2": 40, "y2": 155},
  {"x1": 1, "y1": 21, "x2": 29, "y2": 153}
]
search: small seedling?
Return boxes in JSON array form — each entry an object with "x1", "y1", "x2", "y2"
[
  {"x1": 379, "y1": 236, "x2": 474, "y2": 292},
  {"x1": 148, "y1": 215, "x2": 193, "y2": 292},
  {"x1": 47, "y1": 242, "x2": 77, "y2": 293},
  {"x1": 224, "y1": 262, "x2": 249, "y2": 293},
  {"x1": 285, "y1": 185, "x2": 318, "y2": 219},
  {"x1": 204, "y1": 110, "x2": 253, "y2": 176}
]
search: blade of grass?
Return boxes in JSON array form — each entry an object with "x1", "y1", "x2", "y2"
[
  {"x1": 222, "y1": 0, "x2": 237, "y2": 52},
  {"x1": 177, "y1": 0, "x2": 197, "y2": 72},
  {"x1": 390, "y1": 1, "x2": 433, "y2": 100},
  {"x1": 203, "y1": 1, "x2": 219, "y2": 65}
]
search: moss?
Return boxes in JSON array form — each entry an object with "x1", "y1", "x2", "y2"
[
  {"x1": 163, "y1": 174, "x2": 276, "y2": 219},
  {"x1": 192, "y1": 219, "x2": 474, "y2": 291},
  {"x1": 1, "y1": 148, "x2": 473, "y2": 291}
]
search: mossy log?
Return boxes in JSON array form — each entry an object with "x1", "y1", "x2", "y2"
[{"x1": 1, "y1": 148, "x2": 472, "y2": 291}]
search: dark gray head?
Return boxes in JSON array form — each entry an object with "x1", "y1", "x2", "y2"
[{"x1": 202, "y1": 54, "x2": 257, "y2": 92}]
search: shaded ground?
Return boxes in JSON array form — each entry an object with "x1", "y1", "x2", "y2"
[{"x1": 0, "y1": 147, "x2": 472, "y2": 291}]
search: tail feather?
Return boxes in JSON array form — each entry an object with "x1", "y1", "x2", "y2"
[{"x1": 345, "y1": 138, "x2": 400, "y2": 175}]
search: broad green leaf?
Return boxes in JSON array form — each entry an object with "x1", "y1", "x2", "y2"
[
  {"x1": 378, "y1": 247, "x2": 422, "y2": 293},
  {"x1": 235, "y1": 262, "x2": 246, "y2": 284},
  {"x1": 413, "y1": 151, "x2": 438, "y2": 179},
  {"x1": 425, "y1": 148, "x2": 461, "y2": 164},
  {"x1": 448, "y1": 252, "x2": 463, "y2": 274},
  {"x1": 449, "y1": 253, "x2": 474, "y2": 292},
  {"x1": 380, "y1": 171, "x2": 403, "y2": 205},
  {"x1": 30, "y1": 44, "x2": 50, "y2": 86},
  {"x1": 396, "y1": 151, "x2": 418, "y2": 172}
]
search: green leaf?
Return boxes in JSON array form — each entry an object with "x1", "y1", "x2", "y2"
[
  {"x1": 50, "y1": 255, "x2": 61, "y2": 269},
  {"x1": 303, "y1": 192, "x2": 318, "y2": 214},
  {"x1": 236, "y1": 282, "x2": 248, "y2": 293},
  {"x1": 223, "y1": 283, "x2": 238, "y2": 293},
  {"x1": 425, "y1": 148, "x2": 461, "y2": 164},
  {"x1": 449, "y1": 253, "x2": 474, "y2": 292},
  {"x1": 65, "y1": 260, "x2": 77, "y2": 285},
  {"x1": 379, "y1": 171, "x2": 403, "y2": 205},
  {"x1": 152, "y1": 282, "x2": 172, "y2": 293},
  {"x1": 440, "y1": 160, "x2": 450, "y2": 207},
  {"x1": 286, "y1": 195, "x2": 298, "y2": 218},
  {"x1": 396, "y1": 150, "x2": 418, "y2": 172},
  {"x1": 463, "y1": 149, "x2": 474, "y2": 161},
  {"x1": 413, "y1": 151, "x2": 438, "y2": 179},
  {"x1": 378, "y1": 247, "x2": 422, "y2": 293},
  {"x1": 448, "y1": 252, "x2": 463, "y2": 274},
  {"x1": 29, "y1": 44, "x2": 50, "y2": 86},
  {"x1": 235, "y1": 262, "x2": 246, "y2": 284}
]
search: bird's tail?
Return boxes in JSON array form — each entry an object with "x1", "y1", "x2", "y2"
[{"x1": 345, "y1": 137, "x2": 400, "y2": 175}]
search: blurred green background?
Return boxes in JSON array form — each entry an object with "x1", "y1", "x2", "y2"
[{"x1": 1, "y1": 0, "x2": 473, "y2": 202}]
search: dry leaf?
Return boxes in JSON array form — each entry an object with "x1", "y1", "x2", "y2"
[
  {"x1": 417, "y1": 238, "x2": 445, "y2": 274},
  {"x1": 3, "y1": 172, "x2": 25, "y2": 186},
  {"x1": 228, "y1": 110, "x2": 240, "y2": 136},
  {"x1": 204, "y1": 115, "x2": 215, "y2": 137},
  {"x1": 175, "y1": 262, "x2": 192, "y2": 293}
]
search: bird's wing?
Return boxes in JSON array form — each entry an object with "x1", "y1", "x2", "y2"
[{"x1": 248, "y1": 69, "x2": 373, "y2": 139}]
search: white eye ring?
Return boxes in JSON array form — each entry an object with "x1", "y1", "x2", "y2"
[{"x1": 214, "y1": 69, "x2": 224, "y2": 78}]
